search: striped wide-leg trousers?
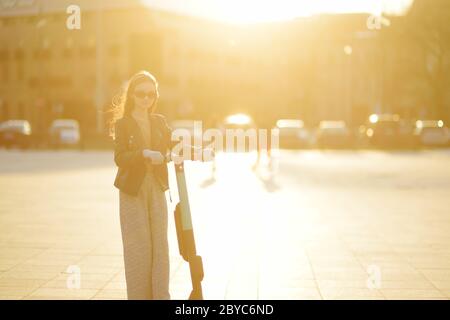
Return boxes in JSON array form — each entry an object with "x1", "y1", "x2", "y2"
[{"x1": 119, "y1": 170, "x2": 170, "y2": 300}]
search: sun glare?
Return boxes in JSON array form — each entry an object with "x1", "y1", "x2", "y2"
[{"x1": 145, "y1": 0, "x2": 414, "y2": 24}]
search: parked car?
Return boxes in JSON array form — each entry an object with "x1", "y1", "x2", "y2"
[
  {"x1": 414, "y1": 120, "x2": 449, "y2": 147},
  {"x1": 0, "y1": 120, "x2": 33, "y2": 149},
  {"x1": 316, "y1": 120, "x2": 352, "y2": 148},
  {"x1": 365, "y1": 114, "x2": 413, "y2": 148},
  {"x1": 223, "y1": 113, "x2": 255, "y2": 130},
  {"x1": 276, "y1": 119, "x2": 311, "y2": 149},
  {"x1": 49, "y1": 119, "x2": 80, "y2": 148}
]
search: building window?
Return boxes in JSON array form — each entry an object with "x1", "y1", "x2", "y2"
[
  {"x1": 1, "y1": 101, "x2": 9, "y2": 120},
  {"x1": 14, "y1": 48, "x2": 25, "y2": 81},
  {"x1": 80, "y1": 45, "x2": 95, "y2": 59},
  {"x1": 28, "y1": 77, "x2": 39, "y2": 88},
  {"x1": 17, "y1": 62, "x2": 24, "y2": 81},
  {"x1": 0, "y1": 63, "x2": 8, "y2": 82},
  {"x1": 27, "y1": 16, "x2": 38, "y2": 25},
  {"x1": 17, "y1": 102, "x2": 24, "y2": 119},
  {"x1": 0, "y1": 49, "x2": 9, "y2": 61},
  {"x1": 14, "y1": 48, "x2": 25, "y2": 60},
  {"x1": 62, "y1": 47, "x2": 74, "y2": 59},
  {"x1": 63, "y1": 38, "x2": 74, "y2": 59},
  {"x1": 3, "y1": 17, "x2": 14, "y2": 27},
  {"x1": 34, "y1": 48, "x2": 52, "y2": 60}
]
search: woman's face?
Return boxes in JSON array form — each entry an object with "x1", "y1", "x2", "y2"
[{"x1": 132, "y1": 80, "x2": 157, "y2": 112}]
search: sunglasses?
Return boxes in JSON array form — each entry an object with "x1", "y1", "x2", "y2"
[{"x1": 134, "y1": 90, "x2": 157, "y2": 99}]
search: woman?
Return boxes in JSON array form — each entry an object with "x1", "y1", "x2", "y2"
[{"x1": 110, "y1": 70, "x2": 174, "y2": 300}]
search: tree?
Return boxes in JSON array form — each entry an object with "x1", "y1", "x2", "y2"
[{"x1": 405, "y1": 0, "x2": 450, "y2": 121}]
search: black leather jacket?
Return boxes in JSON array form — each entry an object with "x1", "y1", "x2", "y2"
[{"x1": 113, "y1": 113, "x2": 174, "y2": 196}]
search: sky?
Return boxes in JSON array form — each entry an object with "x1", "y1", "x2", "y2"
[{"x1": 142, "y1": 0, "x2": 415, "y2": 24}]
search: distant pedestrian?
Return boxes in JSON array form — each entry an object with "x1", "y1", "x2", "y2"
[{"x1": 253, "y1": 115, "x2": 273, "y2": 170}]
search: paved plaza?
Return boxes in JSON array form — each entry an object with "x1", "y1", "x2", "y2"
[{"x1": 0, "y1": 149, "x2": 449, "y2": 299}]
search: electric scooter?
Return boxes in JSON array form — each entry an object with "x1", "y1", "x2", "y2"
[{"x1": 172, "y1": 147, "x2": 213, "y2": 300}]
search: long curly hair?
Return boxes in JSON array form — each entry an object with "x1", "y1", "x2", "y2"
[{"x1": 108, "y1": 70, "x2": 160, "y2": 138}]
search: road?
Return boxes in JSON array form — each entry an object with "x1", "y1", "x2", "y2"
[{"x1": 0, "y1": 149, "x2": 449, "y2": 299}]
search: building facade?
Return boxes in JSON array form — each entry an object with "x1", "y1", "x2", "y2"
[{"x1": 1, "y1": 0, "x2": 439, "y2": 140}]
